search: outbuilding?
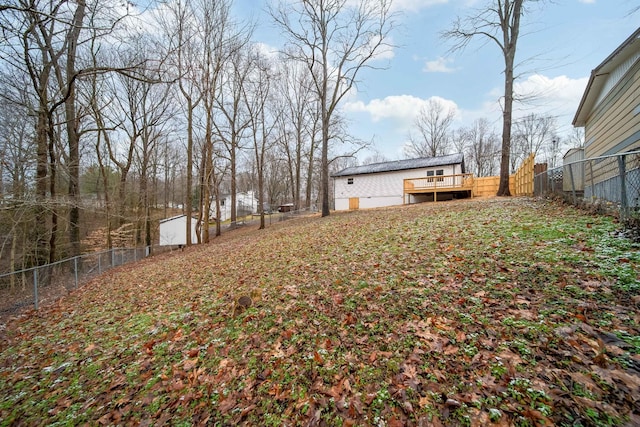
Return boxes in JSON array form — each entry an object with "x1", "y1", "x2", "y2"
[
  {"x1": 159, "y1": 215, "x2": 198, "y2": 246},
  {"x1": 332, "y1": 153, "x2": 472, "y2": 210}
]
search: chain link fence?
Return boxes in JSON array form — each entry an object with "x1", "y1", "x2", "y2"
[
  {"x1": 534, "y1": 150, "x2": 640, "y2": 220},
  {"x1": 0, "y1": 247, "x2": 149, "y2": 319},
  {"x1": 0, "y1": 207, "x2": 319, "y2": 320}
]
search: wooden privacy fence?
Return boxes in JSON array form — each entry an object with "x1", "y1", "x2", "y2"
[
  {"x1": 473, "y1": 153, "x2": 535, "y2": 197},
  {"x1": 512, "y1": 153, "x2": 535, "y2": 196}
]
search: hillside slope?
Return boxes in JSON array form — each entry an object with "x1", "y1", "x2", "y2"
[{"x1": 1, "y1": 198, "x2": 639, "y2": 426}]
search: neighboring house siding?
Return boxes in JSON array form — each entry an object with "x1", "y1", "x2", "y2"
[
  {"x1": 334, "y1": 165, "x2": 459, "y2": 210},
  {"x1": 212, "y1": 192, "x2": 258, "y2": 221},
  {"x1": 585, "y1": 61, "x2": 640, "y2": 158},
  {"x1": 584, "y1": 62, "x2": 640, "y2": 191},
  {"x1": 594, "y1": 51, "x2": 640, "y2": 107}
]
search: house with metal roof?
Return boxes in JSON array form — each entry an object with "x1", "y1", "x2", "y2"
[{"x1": 331, "y1": 153, "x2": 473, "y2": 210}]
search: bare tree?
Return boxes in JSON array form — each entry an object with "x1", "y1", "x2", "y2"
[
  {"x1": 443, "y1": 0, "x2": 538, "y2": 196},
  {"x1": 214, "y1": 44, "x2": 254, "y2": 229},
  {"x1": 459, "y1": 118, "x2": 500, "y2": 177},
  {"x1": 405, "y1": 98, "x2": 456, "y2": 158},
  {"x1": 0, "y1": 86, "x2": 36, "y2": 286},
  {"x1": 275, "y1": 58, "x2": 317, "y2": 210},
  {"x1": 566, "y1": 127, "x2": 585, "y2": 149},
  {"x1": 244, "y1": 50, "x2": 279, "y2": 229},
  {"x1": 511, "y1": 112, "x2": 556, "y2": 171},
  {"x1": 182, "y1": 0, "x2": 250, "y2": 242},
  {"x1": 270, "y1": 0, "x2": 394, "y2": 217},
  {"x1": 159, "y1": 0, "x2": 204, "y2": 246}
]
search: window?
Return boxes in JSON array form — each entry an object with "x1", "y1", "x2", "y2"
[
  {"x1": 436, "y1": 169, "x2": 444, "y2": 182},
  {"x1": 347, "y1": 178, "x2": 354, "y2": 184},
  {"x1": 426, "y1": 170, "x2": 434, "y2": 182}
]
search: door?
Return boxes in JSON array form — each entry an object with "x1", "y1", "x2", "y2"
[{"x1": 349, "y1": 197, "x2": 359, "y2": 210}]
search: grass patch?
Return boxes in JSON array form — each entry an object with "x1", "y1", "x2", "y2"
[{"x1": 0, "y1": 197, "x2": 638, "y2": 425}]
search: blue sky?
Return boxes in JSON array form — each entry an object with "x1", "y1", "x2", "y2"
[{"x1": 236, "y1": 0, "x2": 639, "y2": 161}]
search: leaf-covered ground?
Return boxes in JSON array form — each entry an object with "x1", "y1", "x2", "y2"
[{"x1": 1, "y1": 197, "x2": 639, "y2": 426}]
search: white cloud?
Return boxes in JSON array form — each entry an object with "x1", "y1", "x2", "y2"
[
  {"x1": 512, "y1": 74, "x2": 588, "y2": 123},
  {"x1": 423, "y1": 57, "x2": 456, "y2": 73},
  {"x1": 367, "y1": 35, "x2": 396, "y2": 61},
  {"x1": 253, "y1": 42, "x2": 281, "y2": 60},
  {"x1": 342, "y1": 74, "x2": 589, "y2": 160},
  {"x1": 343, "y1": 94, "x2": 459, "y2": 127},
  {"x1": 391, "y1": 0, "x2": 450, "y2": 12},
  {"x1": 477, "y1": 74, "x2": 589, "y2": 135}
]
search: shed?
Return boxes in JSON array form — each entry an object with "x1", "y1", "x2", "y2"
[
  {"x1": 159, "y1": 215, "x2": 198, "y2": 246},
  {"x1": 278, "y1": 203, "x2": 294, "y2": 213},
  {"x1": 331, "y1": 153, "x2": 471, "y2": 210}
]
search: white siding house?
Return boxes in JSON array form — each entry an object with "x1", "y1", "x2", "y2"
[
  {"x1": 211, "y1": 191, "x2": 259, "y2": 221},
  {"x1": 159, "y1": 215, "x2": 198, "y2": 246},
  {"x1": 332, "y1": 153, "x2": 467, "y2": 210}
]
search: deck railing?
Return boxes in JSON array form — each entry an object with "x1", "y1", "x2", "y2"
[{"x1": 404, "y1": 173, "x2": 475, "y2": 193}]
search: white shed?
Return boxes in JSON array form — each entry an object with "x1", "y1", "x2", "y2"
[
  {"x1": 159, "y1": 215, "x2": 198, "y2": 246},
  {"x1": 332, "y1": 153, "x2": 469, "y2": 210}
]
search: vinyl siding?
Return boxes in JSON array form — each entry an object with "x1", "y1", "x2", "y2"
[
  {"x1": 334, "y1": 164, "x2": 460, "y2": 210},
  {"x1": 585, "y1": 61, "x2": 640, "y2": 159}
]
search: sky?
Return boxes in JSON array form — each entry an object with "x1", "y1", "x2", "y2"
[{"x1": 233, "y1": 0, "x2": 639, "y2": 162}]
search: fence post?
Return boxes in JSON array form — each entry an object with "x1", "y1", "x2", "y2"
[
  {"x1": 111, "y1": 248, "x2": 115, "y2": 268},
  {"x1": 569, "y1": 164, "x2": 577, "y2": 203},
  {"x1": 618, "y1": 154, "x2": 628, "y2": 218},
  {"x1": 589, "y1": 160, "x2": 596, "y2": 201},
  {"x1": 146, "y1": 246, "x2": 150, "y2": 257},
  {"x1": 98, "y1": 253, "x2": 101, "y2": 275},
  {"x1": 33, "y1": 267, "x2": 38, "y2": 310},
  {"x1": 74, "y1": 256, "x2": 79, "y2": 288}
]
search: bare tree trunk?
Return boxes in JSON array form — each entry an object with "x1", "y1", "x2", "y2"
[
  {"x1": 214, "y1": 180, "x2": 222, "y2": 237},
  {"x1": 35, "y1": 108, "x2": 50, "y2": 264},
  {"x1": 10, "y1": 232, "x2": 17, "y2": 290},
  {"x1": 185, "y1": 103, "x2": 194, "y2": 245},
  {"x1": 442, "y1": 0, "x2": 525, "y2": 197},
  {"x1": 64, "y1": 0, "x2": 87, "y2": 257},
  {"x1": 230, "y1": 137, "x2": 237, "y2": 224},
  {"x1": 47, "y1": 120, "x2": 57, "y2": 263},
  {"x1": 497, "y1": 56, "x2": 514, "y2": 196}
]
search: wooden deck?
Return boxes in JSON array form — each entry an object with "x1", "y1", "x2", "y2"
[{"x1": 403, "y1": 173, "x2": 474, "y2": 203}]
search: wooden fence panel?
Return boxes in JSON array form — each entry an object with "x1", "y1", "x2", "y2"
[
  {"x1": 513, "y1": 153, "x2": 535, "y2": 196},
  {"x1": 473, "y1": 176, "x2": 500, "y2": 197},
  {"x1": 472, "y1": 154, "x2": 534, "y2": 197}
]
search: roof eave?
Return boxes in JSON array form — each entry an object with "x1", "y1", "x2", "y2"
[
  {"x1": 573, "y1": 27, "x2": 640, "y2": 128},
  {"x1": 331, "y1": 155, "x2": 464, "y2": 177}
]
